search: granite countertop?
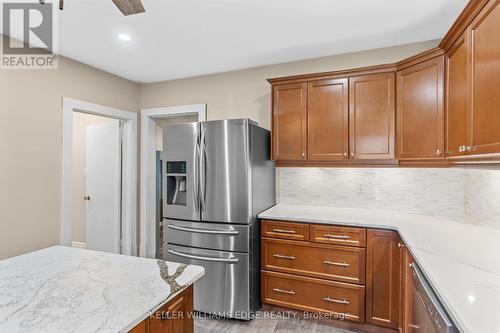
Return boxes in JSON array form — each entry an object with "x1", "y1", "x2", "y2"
[
  {"x1": 259, "y1": 204, "x2": 500, "y2": 333},
  {"x1": 0, "y1": 246, "x2": 205, "y2": 333}
]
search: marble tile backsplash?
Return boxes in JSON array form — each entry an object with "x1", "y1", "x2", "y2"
[
  {"x1": 465, "y1": 169, "x2": 500, "y2": 230},
  {"x1": 277, "y1": 168, "x2": 500, "y2": 228}
]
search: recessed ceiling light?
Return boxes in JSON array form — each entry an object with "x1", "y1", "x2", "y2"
[{"x1": 118, "y1": 33, "x2": 131, "y2": 42}]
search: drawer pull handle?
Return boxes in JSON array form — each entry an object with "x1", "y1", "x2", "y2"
[
  {"x1": 324, "y1": 234, "x2": 351, "y2": 239},
  {"x1": 273, "y1": 288, "x2": 296, "y2": 295},
  {"x1": 273, "y1": 254, "x2": 296, "y2": 260},
  {"x1": 323, "y1": 260, "x2": 350, "y2": 267},
  {"x1": 323, "y1": 297, "x2": 350, "y2": 305},
  {"x1": 272, "y1": 229, "x2": 296, "y2": 234}
]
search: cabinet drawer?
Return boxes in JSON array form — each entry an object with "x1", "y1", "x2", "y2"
[
  {"x1": 261, "y1": 270, "x2": 365, "y2": 323},
  {"x1": 310, "y1": 225, "x2": 366, "y2": 247},
  {"x1": 261, "y1": 220, "x2": 309, "y2": 241},
  {"x1": 262, "y1": 237, "x2": 365, "y2": 284}
]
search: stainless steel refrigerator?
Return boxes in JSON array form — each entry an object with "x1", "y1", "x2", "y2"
[{"x1": 162, "y1": 119, "x2": 275, "y2": 319}]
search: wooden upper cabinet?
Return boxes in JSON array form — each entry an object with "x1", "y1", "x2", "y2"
[
  {"x1": 307, "y1": 78, "x2": 349, "y2": 160},
  {"x1": 397, "y1": 56, "x2": 444, "y2": 160},
  {"x1": 469, "y1": 0, "x2": 500, "y2": 155},
  {"x1": 446, "y1": 34, "x2": 469, "y2": 157},
  {"x1": 349, "y1": 73, "x2": 395, "y2": 160},
  {"x1": 366, "y1": 229, "x2": 400, "y2": 329},
  {"x1": 272, "y1": 83, "x2": 307, "y2": 160}
]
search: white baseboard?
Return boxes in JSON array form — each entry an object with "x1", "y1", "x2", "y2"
[{"x1": 72, "y1": 241, "x2": 86, "y2": 249}]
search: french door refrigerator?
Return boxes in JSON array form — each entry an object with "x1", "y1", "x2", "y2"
[{"x1": 162, "y1": 119, "x2": 275, "y2": 319}]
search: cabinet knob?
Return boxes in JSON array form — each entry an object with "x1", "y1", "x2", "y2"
[
  {"x1": 301, "y1": 152, "x2": 305, "y2": 159},
  {"x1": 398, "y1": 242, "x2": 405, "y2": 248},
  {"x1": 466, "y1": 146, "x2": 473, "y2": 152},
  {"x1": 343, "y1": 152, "x2": 347, "y2": 157},
  {"x1": 458, "y1": 145, "x2": 466, "y2": 153},
  {"x1": 436, "y1": 149, "x2": 441, "y2": 156},
  {"x1": 350, "y1": 152, "x2": 354, "y2": 158}
]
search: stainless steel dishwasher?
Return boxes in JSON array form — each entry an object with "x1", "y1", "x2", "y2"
[{"x1": 408, "y1": 262, "x2": 457, "y2": 333}]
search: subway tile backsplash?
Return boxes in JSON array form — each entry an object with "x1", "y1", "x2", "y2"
[{"x1": 277, "y1": 167, "x2": 500, "y2": 229}]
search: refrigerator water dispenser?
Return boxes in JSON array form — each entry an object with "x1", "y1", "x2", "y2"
[{"x1": 166, "y1": 161, "x2": 187, "y2": 206}]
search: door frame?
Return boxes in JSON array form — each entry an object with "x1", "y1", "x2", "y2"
[
  {"x1": 61, "y1": 97, "x2": 137, "y2": 255},
  {"x1": 140, "y1": 104, "x2": 206, "y2": 258}
]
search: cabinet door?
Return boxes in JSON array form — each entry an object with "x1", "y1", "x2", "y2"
[
  {"x1": 272, "y1": 83, "x2": 307, "y2": 160},
  {"x1": 307, "y1": 78, "x2": 349, "y2": 160},
  {"x1": 366, "y1": 229, "x2": 400, "y2": 329},
  {"x1": 469, "y1": 0, "x2": 500, "y2": 155},
  {"x1": 397, "y1": 56, "x2": 444, "y2": 160},
  {"x1": 128, "y1": 320, "x2": 147, "y2": 333},
  {"x1": 149, "y1": 286, "x2": 194, "y2": 333},
  {"x1": 349, "y1": 73, "x2": 395, "y2": 159},
  {"x1": 402, "y1": 248, "x2": 416, "y2": 333},
  {"x1": 446, "y1": 34, "x2": 469, "y2": 157}
]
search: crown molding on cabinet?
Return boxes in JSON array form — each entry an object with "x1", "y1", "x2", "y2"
[
  {"x1": 395, "y1": 47, "x2": 444, "y2": 71},
  {"x1": 439, "y1": 0, "x2": 490, "y2": 52},
  {"x1": 266, "y1": 64, "x2": 397, "y2": 85}
]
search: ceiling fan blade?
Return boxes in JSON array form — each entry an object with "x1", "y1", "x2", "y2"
[
  {"x1": 39, "y1": 0, "x2": 63, "y2": 10},
  {"x1": 112, "y1": 0, "x2": 145, "y2": 16}
]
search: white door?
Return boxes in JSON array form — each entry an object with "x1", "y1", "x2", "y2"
[{"x1": 85, "y1": 121, "x2": 121, "y2": 253}]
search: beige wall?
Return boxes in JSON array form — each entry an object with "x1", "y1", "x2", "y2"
[
  {"x1": 72, "y1": 113, "x2": 117, "y2": 244},
  {"x1": 0, "y1": 35, "x2": 140, "y2": 260},
  {"x1": 139, "y1": 40, "x2": 439, "y2": 129},
  {"x1": 0, "y1": 38, "x2": 439, "y2": 260}
]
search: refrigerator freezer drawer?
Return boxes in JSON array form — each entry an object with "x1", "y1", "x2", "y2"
[
  {"x1": 164, "y1": 219, "x2": 254, "y2": 252},
  {"x1": 164, "y1": 244, "x2": 256, "y2": 318}
]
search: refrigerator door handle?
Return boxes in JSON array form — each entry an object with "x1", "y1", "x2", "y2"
[
  {"x1": 167, "y1": 249, "x2": 239, "y2": 264},
  {"x1": 167, "y1": 224, "x2": 240, "y2": 235},
  {"x1": 200, "y1": 125, "x2": 207, "y2": 212},
  {"x1": 193, "y1": 130, "x2": 200, "y2": 212}
]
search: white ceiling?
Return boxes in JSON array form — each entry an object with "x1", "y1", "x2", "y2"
[{"x1": 5, "y1": 0, "x2": 469, "y2": 83}]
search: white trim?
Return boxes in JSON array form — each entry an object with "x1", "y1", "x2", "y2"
[
  {"x1": 71, "y1": 241, "x2": 87, "y2": 249},
  {"x1": 61, "y1": 97, "x2": 137, "y2": 256},
  {"x1": 140, "y1": 104, "x2": 206, "y2": 258}
]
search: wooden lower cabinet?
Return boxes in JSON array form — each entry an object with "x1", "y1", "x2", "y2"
[
  {"x1": 129, "y1": 320, "x2": 147, "y2": 333},
  {"x1": 261, "y1": 219, "x2": 310, "y2": 241},
  {"x1": 261, "y1": 220, "x2": 405, "y2": 332},
  {"x1": 129, "y1": 286, "x2": 194, "y2": 333},
  {"x1": 401, "y1": 247, "x2": 417, "y2": 333},
  {"x1": 310, "y1": 224, "x2": 367, "y2": 247},
  {"x1": 261, "y1": 270, "x2": 365, "y2": 323},
  {"x1": 365, "y1": 229, "x2": 401, "y2": 329},
  {"x1": 262, "y1": 237, "x2": 366, "y2": 284}
]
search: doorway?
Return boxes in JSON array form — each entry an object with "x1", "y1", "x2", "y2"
[
  {"x1": 140, "y1": 105, "x2": 206, "y2": 258},
  {"x1": 61, "y1": 98, "x2": 137, "y2": 255},
  {"x1": 72, "y1": 113, "x2": 123, "y2": 253}
]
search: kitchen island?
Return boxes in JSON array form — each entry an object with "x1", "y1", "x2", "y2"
[{"x1": 0, "y1": 246, "x2": 204, "y2": 333}]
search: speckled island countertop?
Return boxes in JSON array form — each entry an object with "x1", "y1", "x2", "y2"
[
  {"x1": 259, "y1": 204, "x2": 500, "y2": 333},
  {"x1": 0, "y1": 246, "x2": 205, "y2": 333}
]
